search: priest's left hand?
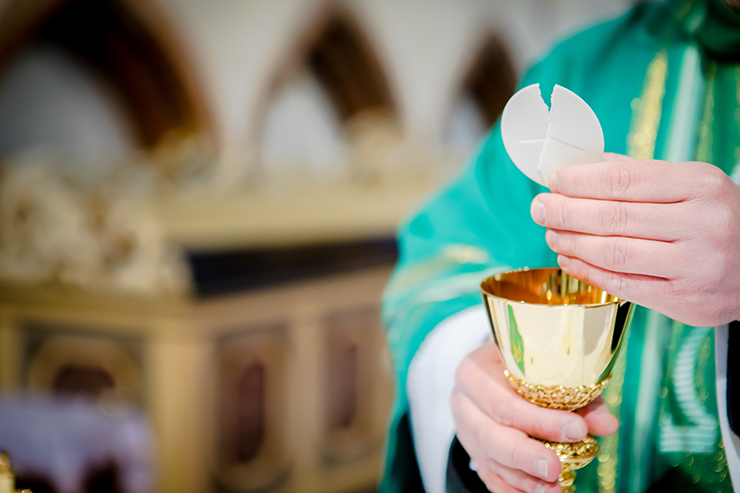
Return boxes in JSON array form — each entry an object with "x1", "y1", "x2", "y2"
[{"x1": 530, "y1": 154, "x2": 740, "y2": 327}]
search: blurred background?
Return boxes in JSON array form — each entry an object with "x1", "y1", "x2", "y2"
[{"x1": 0, "y1": 0, "x2": 633, "y2": 492}]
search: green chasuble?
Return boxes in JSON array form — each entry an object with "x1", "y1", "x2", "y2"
[{"x1": 380, "y1": 1, "x2": 740, "y2": 492}]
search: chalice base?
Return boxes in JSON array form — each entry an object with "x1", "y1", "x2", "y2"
[{"x1": 537, "y1": 435, "x2": 599, "y2": 492}]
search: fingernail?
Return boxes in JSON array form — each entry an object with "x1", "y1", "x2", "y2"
[
  {"x1": 531, "y1": 200, "x2": 546, "y2": 224},
  {"x1": 545, "y1": 229, "x2": 558, "y2": 247},
  {"x1": 558, "y1": 255, "x2": 570, "y2": 268},
  {"x1": 549, "y1": 172, "x2": 560, "y2": 192},
  {"x1": 563, "y1": 420, "x2": 587, "y2": 441},
  {"x1": 535, "y1": 483, "x2": 547, "y2": 493},
  {"x1": 534, "y1": 459, "x2": 549, "y2": 480}
]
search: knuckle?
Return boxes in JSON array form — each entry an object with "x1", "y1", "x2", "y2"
[
  {"x1": 606, "y1": 165, "x2": 633, "y2": 198},
  {"x1": 557, "y1": 231, "x2": 575, "y2": 255},
  {"x1": 526, "y1": 419, "x2": 546, "y2": 440},
  {"x1": 698, "y1": 163, "x2": 727, "y2": 193},
  {"x1": 694, "y1": 163, "x2": 731, "y2": 202},
  {"x1": 704, "y1": 253, "x2": 726, "y2": 289},
  {"x1": 513, "y1": 404, "x2": 545, "y2": 437},
  {"x1": 606, "y1": 238, "x2": 629, "y2": 271},
  {"x1": 555, "y1": 201, "x2": 571, "y2": 229},
  {"x1": 507, "y1": 440, "x2": 525, "y2": 468},
  {"x1": 606, "y1": 270, "x2": 627, "y2": 294},
  {"x1": 715, "y1": 203, "x2": 734, "y2": 239},
  {"x1": 530, "y1": 415, "x2": 557, "y2": 441},
  {"x1": 489, "y1": 393, "x2": 513, "y2": 426},
  {"x1": 566, "y1": 257, "x2": 587, "y2": 281},
  {"x1": 702, "y1": 206, "x2": 734, "y2": 255},
  {"x1": 600, "y1": 202, "x2": 628, "y2": 234}
]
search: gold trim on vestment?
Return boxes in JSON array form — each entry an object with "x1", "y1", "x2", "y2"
[
  {"x1": 597, "y1": 353, "x2": 626, "y2": 493},
  {"x1": 733, "y1": 68, "x2": 740, "y2": 171},
  {"x1": 695, "y1": 63, "x2": 716, "y2": 165},
  {"x1": 627, "y1": 50, "x2": 668, "y2": 160},
  {"x1": 597, "y1": 48, "x2": 670, "y2": 493}
]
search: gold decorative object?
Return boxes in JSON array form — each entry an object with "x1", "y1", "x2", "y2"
[
  {"x1": 0, "y1": 452, "x2": 31, "y2": 493},
  {"x1": 480, "y1": 268, "x2": 634, "y2": 492},
  {"x1": 503, "y1": 370, "x2": 611, "y2": 412},
  {"x1": 537, "y1": 435, "x2": 600, "y2": 490}
]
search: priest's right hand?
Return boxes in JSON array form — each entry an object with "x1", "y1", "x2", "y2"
[{"x1": 450, "y1": 340, "x2": 618, "y2": 493}]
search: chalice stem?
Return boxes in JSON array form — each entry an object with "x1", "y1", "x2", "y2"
[
  {"x1": 559, "y1": 470, "x2": 576, "y2": 493},
  {"x1": 537, "y1": 435, "x2": 599, "y2": 493}
]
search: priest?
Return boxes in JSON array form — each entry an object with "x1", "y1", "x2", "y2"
[{"x1": 380, "y1": 0, "x2": 740, "y2": 491}]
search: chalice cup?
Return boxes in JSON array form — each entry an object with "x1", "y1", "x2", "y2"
[{"x1": 480, "y1": 268, "x2": 633, "y2": 492}]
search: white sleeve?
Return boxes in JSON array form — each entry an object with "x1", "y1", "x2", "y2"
[
  {"x1": 715, "y1": 323, "x2": 740, "y2": 488},
  {"x1": 406, "y1": 305, "x2": 491, "y2": 493}
]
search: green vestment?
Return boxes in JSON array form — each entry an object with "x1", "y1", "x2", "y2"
[{"x1": 381, "y1": 1, "x2": 740, "y2": 491}]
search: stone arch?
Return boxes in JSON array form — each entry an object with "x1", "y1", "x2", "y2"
[
  {"x1": 287, "y1": 2, "x2": 395, "y2": 122},
  {"x1": 0, "y1": 0, "x2": 213, "y2": 148},
  {"x1": 458, "y1": 33, "x2": 516, "y2": 128},
  {"x1": 257, "y1": 2, "x2": 397, "y2": 131},
  {"x1": 443, "y1": 33, "x2": 516, "y2": 153},
  {"x1": 252, "y1": 3, "x2": 397, "y2": 177}
]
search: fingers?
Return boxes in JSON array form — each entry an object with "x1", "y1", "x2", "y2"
[
  {"x1": 545, "y1": 228, "x2": 680, "y2": 278},
  {"x1": 453, "y1": 392, "x2": 562, "y2": 482},
  {"x1": 456, "y1": 343, "x2": 589, "y2": 443},
  {"x1": 531, "y1": 193, "x2": 685, "y2": 241},
  {"x1": 476, "y1": 461, "x2": 561, "y2": 493},
  {"x1": 548, "y1": 160, "x2": 705, "y2": 202},
  {"x1": 476, "y1": 467, "x2": 527, "y2": 493},
  {"x1": 557, "y1": 254, "x2": 675, "y2": 309},
  {"x1": 575, "y1": 397, "x2": 619, "y2": 437},
  {"x1": 452, "y1": 342, "x2": 619, "y2": 493}
]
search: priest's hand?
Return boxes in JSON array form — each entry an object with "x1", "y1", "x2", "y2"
[
  {"x1": 531, "y1": 154, "x2": 740, "y2": 327},
  {"x1": 450, "y1": 340, "x2": 618, "y2": 493}
]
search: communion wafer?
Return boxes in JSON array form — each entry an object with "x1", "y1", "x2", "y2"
[{"x1": 501, "y1": 84, "x2": 604, "y2": 187}]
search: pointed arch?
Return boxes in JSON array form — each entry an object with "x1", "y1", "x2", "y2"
[
  {"x1": 443, "y1": 33, "x2": 516, "y2": 153},
  {"x1": 0, "y1": 0, "x2": 213, "y2": 148},
  {"x1": 459, "y1": 34, "x2": 517, "y2": 127},
  {"x1": 266, "y1": 2, "x2": 396, "y2": 125}
]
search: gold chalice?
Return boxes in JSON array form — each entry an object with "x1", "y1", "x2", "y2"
[{"x1": 480, "y1": 268, "x2": 633, "y2": 492}]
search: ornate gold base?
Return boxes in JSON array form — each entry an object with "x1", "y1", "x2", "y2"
[
  {"x1": 536, "y1": 435, "x2": 599, "y2": 492},
  {"x1": 503, "y1": 371, "x2": 611, "y2": 412}
]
